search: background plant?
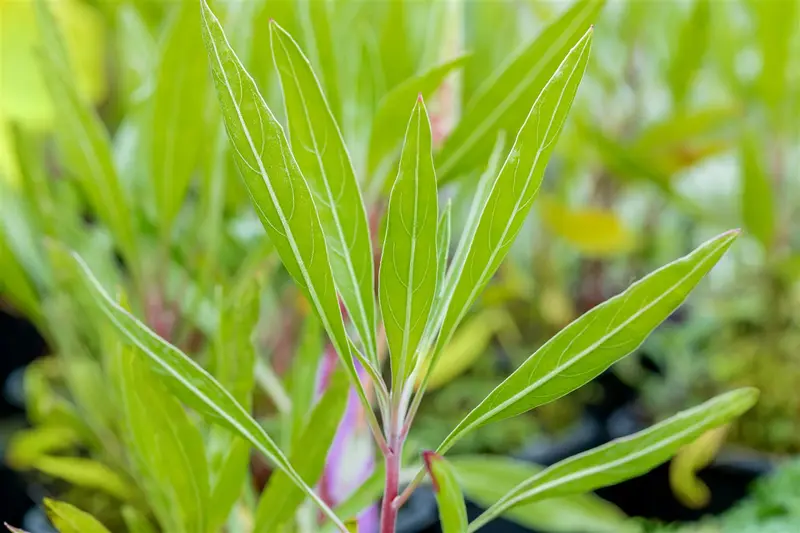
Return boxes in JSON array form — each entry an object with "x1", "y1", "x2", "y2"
[{"x1": 0, "y1": 0, "x2": 783, "y2": 532}]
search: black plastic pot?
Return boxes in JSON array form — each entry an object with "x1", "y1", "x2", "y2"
[{"x1": 597, "y1": 402, "x2": 774, "y2": 523}]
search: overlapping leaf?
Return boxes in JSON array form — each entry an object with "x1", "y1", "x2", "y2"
[
  {"x1": 200, "y1": 1, "x2": 383, "y2": 419},
  {"x1": 424, "y1": 452, "x2": 468, "y2": 533},
  {"x1": 436, "y1": 0, "x2": 604, "y2": 181},
  {"x1": 469, "y1": 389, "x2": 758, "y2": 531},
  {"x1": 379, "y1": 97, "x2": 439, "y2": 389},
  {"x1": 270, "y1": 21, "x2": 377, "y2": 365},
  {"x1": 439, "y1": 230, "x2": 739, "y2": 454},
  {"x1": 67, "y1": 249, "x2": 347, "y2": 531}
]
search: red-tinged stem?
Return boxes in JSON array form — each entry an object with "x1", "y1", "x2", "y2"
[{"x1": 380, "y1": 414, "x2": 402, "y2": 533}]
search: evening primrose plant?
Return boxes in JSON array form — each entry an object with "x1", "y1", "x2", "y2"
[{"x1": 2, "y1": 0, "x2": 760, "y2": 532}]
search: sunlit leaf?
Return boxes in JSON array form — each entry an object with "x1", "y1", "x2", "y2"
[
  {"x1": 740, "y1": 134, "x2": 774, "y2": 249},
  {"x1": 150, "y1": 0, "x2": 208, "y2": 237},
  {"x1": 0, "y1": 230, "x2": 41, "y2": 323},
  {"x1": 379, "y1": 0, "x2": 414, "y2": 92},
  {"x1": 0, "y1": 0, "x2": 106, "y2": 129},
  {"x1": 44, "y1": 499, "x2": 112, "y2": 533},
  {"x1": 670, "y1": 426, "x2": 729, "y2": 509},
  {"x1": 438, "y1": 230, "x2": 739, "y2": 454},
  {"x1": 254, "y1": 370, "x2": 349, "y2": 533},
  {"x1": 270, "y1": 21, "x2": 377, "y2": 365},
  {"x1": 67, "y1": 249, "x2": 346, "y2": 531},
  {"x1": 32, "y1": 456, "x2": 135, "y2": 502},
  {"x1": 436, "y1": 199, "x2": 452, "y2": 295},
  {"x1": 288, "y1": 313, "x2": 324, "y2": 444},
  {"x1": 5, "y1": 426, "x2": 80, "y2": 469},
  {"x1": 468, "y1": 389, "x2": 758, "y2": 531},
  {"x1": 422, "y1": 28, "x2": 593, "y2": 404},
  {"x1": 297, "y1": 0, "x2": 342, "y2": 122},
  {"x1": 424, "y1": 452, "x2": 468, "y2": 533},
  {"x1": 200, "y1": 1, "x2": 384, "y2": 420},
  {"x1": 34, "y1": 0, "x2": 137, "y2": 265},
  {"x1": 379, "y1": 97, "x2": 439, "y2": 389},
  {"x1": 539, "y1": 197, "x2": 635, "y2": 256},
  {"x1": 112, "y1": 344, "x2": 209, "y2": 532},
  {"x1": 436, "y1": 0, "x2": 603, "y2": 181},
  {"x1": 451, "y1": 456, "x2": 633, "y2": 533}
]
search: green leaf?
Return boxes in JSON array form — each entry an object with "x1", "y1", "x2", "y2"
[
  {"x1": 121, "y1": 506, "x2": 157, "y2": 533},
  {"x1": 207, "y1": 282, "x2": 260, "y2": 531},
  {"x1": 367, "y1": 56, "x2": 468, "y2": 178},
  {"x1": 254, "y1": 369, "x2": 350, "y2": 533},
  {"x1": 66, "y1": 250, "x2": 346, "y2": 531},
  {"x1": 438, "y1": 230, "x2": 739, "y2": 454},
  {"x1": 752, "y1": 0, "x2": 797, "y2": 128},
  {"x1": 417, "y1": 309, "x2": 512, "y2": 392},
  {"x1": 424, "y1": 452, "x2": 469, "y2": 533},
  {"x1": 666, "y1": 0, "x2": 710, "y2": 107},
  {"x1": 33, "y1": 0, "x2": 137, "y2": 265},
  {"x1": 0, "y1": 230, "x2": 41, "y2": 323},
  {"x1": 297, "y1": 0, "x2": 342, "y2": 122},
  {"x1": 112, "y1": 343, "x2": 209, "y2": 532},
  {"x1": 32, "y1": 456, "x2": 135, "y2": 502},
  {"x1": 43, "y1": 499, "x2": 112, "y2": 533},
  {"x1": 539, "y1": 197, "x2": 635, "y2": 257},
  {"x1": 669, "y1": 426, "x2": 729, "y2": 509},
  {"x1": 379, "y1": 0, "x2": 414, "y2": 91},
  {"x1": 379, "y1": 97, "x2": 439, "y2": 390},
  {"x1": 150, "y1": 0, "x2": 208, "y2": 237},
  {"x1": 288, "y1": 313, "x2": 324, "y2": 444},
  {"x1": 740, "y1": 134, "x2": 774, "y2": 250},
  {"x1": 5, "y1": 426, "x2": 80, "y2": 469},
  {"x1": 451, "y1": 456, "x2": 632, "y2": 533},
  {"x1": 436, "y1": 0, "x2": 604, "y2": 181},
  {"x1": 270, "y1": 21, "x2": 377, "y2": 365},
  {"x1": 468, "y1": 389, "x2": 758, "y2": 531},
  {"x1": 200, "y1": 1, "x2": 384, "y2": 423},
  {"x1": 436, "y1": 199, "x2": 452, "y2": 295},
  {"x1": 423, "y1": 28, "x2": 593, "y2": 404}
]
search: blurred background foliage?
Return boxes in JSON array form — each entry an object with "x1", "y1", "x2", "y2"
[{"x1": 0, "y1": 0, "x2": 798, "y2": 531}]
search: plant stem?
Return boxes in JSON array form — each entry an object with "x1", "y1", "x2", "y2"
[{"x1": 380, "y1": 414, "x2": 402, "y2": 533}]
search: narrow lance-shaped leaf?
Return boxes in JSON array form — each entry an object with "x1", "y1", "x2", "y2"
[
  {"x1": 44, "y1": 499, "x2": 112, "y2": 533},
  {"x1": 451, "y1": 456, "x2": 633, "y2": 533},
  {"x1": 207, "y1": 281, "x2": 260, "y2": 532},
  {"x1": 436, "y1": 0, "x2": 604, "y2": 181},
  {"x1": 270, "y1": 21, "x2": 377, "y2": 365},
  {"x1": 424, "y1": 452, "x2": 468, "y2": 533},
  {"x1": 468, "y1": 388, "x2": 758, "y2": 532},
  {"x1": 112, "y1": 344, "x2": 209, "y2": 533},
  {"x1": 200, "y1": 0, "x2": 385, "y2": 429},
  {"x1": 421, "y1": 28, "x2": 593, "y2": 408},
  {"x1": 297, "y1": 0, "x2": 342, "y2": 122},
  {"x1": 33, "y1": 0, "x2": 137, "y2": 265},
  {"x1": 32, "y1": 456, "x2": 135, "y2": 503},
  {"x1": 150, "y1": 0, "x2": 208, "y2": 238},
  {"x1": 379, "y1": 97, "x2": 439, "y2": 390},
  {"x1": 254, "y1": 369, "x2": 350, "y2": 532},
  {"x1": 666, "y1": 0, "x2": 710, "y2": 107},
  {"x1": 439, "y1": 230, "x2": 740, "y2": 454},
  {"x1": 740, "y1": 134, "x2": 774, "y2": 250},
  {"x1": 66, "y1": 250, "x2": 348, "y2": 532},
  {"x1": 436, "y1": 199, "x2": 452, "y2": 295}
]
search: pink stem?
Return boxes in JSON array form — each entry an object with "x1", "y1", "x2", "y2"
[{"x1": 379, "y1": 435, "x2": 401, "y2": 533}]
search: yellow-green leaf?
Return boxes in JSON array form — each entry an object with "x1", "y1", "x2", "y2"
[
  {"x1": 424, "y1": 452, "x2": 468, "y2": 533},
  {"x1": 740, "y1": 134, "x2": 774, "y2": 249},
  {"x1": 539, "y1": 197, "x2": 635, "y2": 256},
  {"x1": 670, "y1": 426, "x2": 729, "y2": 509},
  {"x1": 32, "y1": 456, "x2": 135, "y2": 502},
  {"x1": 6, "y1": 426, "x2": 80, "y2": 469},
  {"x1": 379, "y1": 97, "x2": 439, "y2": 389},
  {"x1": 44, "y1": 499, "x2": 112, "y2": 533}
]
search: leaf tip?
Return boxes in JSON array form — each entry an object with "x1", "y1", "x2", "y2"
[
  {"x1": 422, "y1": 450, "x2": 442, "y2": 492},
  {"x1": 417, "y1": 92, "x2": 424, "y2": 102}
]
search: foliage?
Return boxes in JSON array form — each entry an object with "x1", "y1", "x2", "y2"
[{"x1": 0, "y1": 1, "x2": 771, "y2": 533}]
